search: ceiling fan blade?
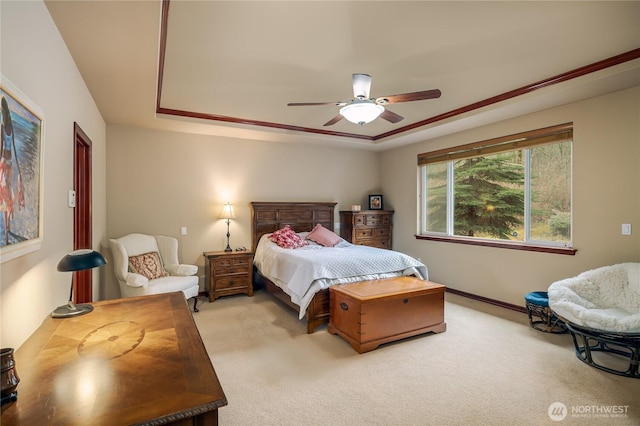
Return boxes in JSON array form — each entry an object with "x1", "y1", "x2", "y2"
[
  {"x1": 380, "y1": 109, "x2": 404, "y2": 123},
  {"x1": 376, "y1": 89, "x2": 441, "y2": 105},
  {"x1": 288, "y1": 102, "x2": 344, "y2": 107},
  {"x1": 323, "y1": 114, "x2": 344, "y2": 126},
  {"x1": 352, "y1": 73, "x2": 372, "y2": 99}
]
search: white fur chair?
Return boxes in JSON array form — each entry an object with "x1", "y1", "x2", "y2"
[
  {"x1": 110, "y1": 233, "x2": 200, "y2": 311},
  {"x1": 548, "y1": 263, "x2": 640, "y2": 332},
  {"x1": 548, "y1": 263, "x2": 640, "y2": 378}
]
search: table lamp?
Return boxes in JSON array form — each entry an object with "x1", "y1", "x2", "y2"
[
  {"x1": 221, "y1": 202, "x2": 235, "y2": 252},
  {"x1": 52, "y1": 249, "x2": 107, "y2": 318}
]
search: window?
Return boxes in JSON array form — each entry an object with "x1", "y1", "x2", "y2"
[{"x1": 418, "y1": 123, "x2": 573, "y2": 252}]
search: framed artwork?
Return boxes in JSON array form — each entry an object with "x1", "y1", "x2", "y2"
[
  {"x1": 0, "y1": 75, "x2": 45, "y2": 263},
  {"x1": 369, "y1": 194, "x2": 383, "y2": 210}
]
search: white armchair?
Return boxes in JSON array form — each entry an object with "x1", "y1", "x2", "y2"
[{"x1": 109, "y1": 233, "x2": 200, "y2": 311}]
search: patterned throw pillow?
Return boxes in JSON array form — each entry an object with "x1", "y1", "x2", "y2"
[
  {"x1": 128, "y1": 251, "x2": 169, "y2": 280},
  {"x1": 269, "y1": 225, "x2": 308, "y2": 249},
  {"x1": 306, "y1": 223, "x2": 341, "y2": 247}
]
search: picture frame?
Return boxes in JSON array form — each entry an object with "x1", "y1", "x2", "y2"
[
  {"x1": 368, "y1": 194, "x2": 383, "y2": 210},
  {"x1": 1, "y1": 75, "x2": 45, "y2": 263}
]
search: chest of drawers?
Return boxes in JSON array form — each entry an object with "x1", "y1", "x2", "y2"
[{"x1": 339, "y1": 210, "x2": 394, "y2": 249}]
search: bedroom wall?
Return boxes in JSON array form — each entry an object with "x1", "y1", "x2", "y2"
[
  {"x1": 0, "y1": 1, "x2": 107, "y2": 349},
  {"x1": 105, "y1": 125, "x2": 380, "y2": 299},
  {"x1": 380, "y1": 86, "x2": 640, "y2": 307}
]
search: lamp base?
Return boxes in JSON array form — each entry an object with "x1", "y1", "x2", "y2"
[{"x1": 51, "y1": 301, "x2": 93, "y2": 318}]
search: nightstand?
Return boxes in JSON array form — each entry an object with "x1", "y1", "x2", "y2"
[{"x1": 203, "y1": 251, "x2": 254, "y2": 302}]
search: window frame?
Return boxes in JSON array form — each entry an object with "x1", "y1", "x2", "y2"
[{"x1": 416, "y1": 123, "x2": 576, "y2": 255}]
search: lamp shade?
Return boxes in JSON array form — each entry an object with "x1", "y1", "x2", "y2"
[
  {"x1": 57, "y1": 249, "x2": 107, "y2": 272},
  {"x1": 340, "y1": 102, "x2": 384, "y2": 125},
  {"x1": 221, "y1": 203, "x2": 236, "y2": 220}
]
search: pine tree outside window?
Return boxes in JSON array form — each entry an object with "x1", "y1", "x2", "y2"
[{"x1": 417, "y1": 123, "x2": 573, "y2": 252}]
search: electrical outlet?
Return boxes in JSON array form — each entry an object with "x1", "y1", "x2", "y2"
[
  {"x1": 622, "y1": 224, "x2": 632, "y2": 235},
  {"x1": 180, "y1": 226, "x2": 187, "y2": 236}
]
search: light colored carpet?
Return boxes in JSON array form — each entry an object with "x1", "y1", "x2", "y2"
[{"x1": 193, "y1": 290, "x2": 640, "y2": 425}]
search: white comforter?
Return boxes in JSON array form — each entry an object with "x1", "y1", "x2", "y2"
[{"x1": 254, "y1": 234, "x2": 428, "y2": 318}]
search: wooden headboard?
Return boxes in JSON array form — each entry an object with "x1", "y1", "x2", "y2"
[{"x1": 250, "y1": 202, "x2": 337, "y2": 252}]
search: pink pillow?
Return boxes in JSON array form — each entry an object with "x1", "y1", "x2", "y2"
[
  {"x1": 269, "y1": 225, "x2": 308, "y2": 249},
  {"x1": 307, "y1": 224, "x2": 341, "y2": 247}
]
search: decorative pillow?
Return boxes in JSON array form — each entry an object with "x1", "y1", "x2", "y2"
[
  {"x1": 306, "y1": 224, "x2": 341, "y2": 247},
  {"x1": 269, "y1": 225, "x2": 308, "y2": 249},
  {"x1": 128, "y1": 251, "x2": 169, "y2": 280}
]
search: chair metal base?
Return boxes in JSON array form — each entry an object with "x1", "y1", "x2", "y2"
[
  {"x1": 526, "y1": 301, "x2": 567, "y2": 334},
  {"x1": 562, "y1": 320, "x2": 640, "y2": 378}
]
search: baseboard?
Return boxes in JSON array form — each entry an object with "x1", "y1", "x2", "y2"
[
  {"x1": 227, "y1": 278, "x2": 528, "y2": 315},
  {"x1": 445, "y1": 287, "x2": 527, "y2": 314}
]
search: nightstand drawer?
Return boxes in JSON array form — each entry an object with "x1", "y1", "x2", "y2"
[
  {"x1": 213, "y1": 257, "x2": 250, "y2": 268},
  {"x1": 215, "y1": 276, "x2": 250, "y2": 290},
  {"x1": 214, "y1": 265, "x2": 249, "y2": 276}
]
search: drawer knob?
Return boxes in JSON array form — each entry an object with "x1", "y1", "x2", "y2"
[
  {"x1": 340, "y1": 302, "x2": 349, "y2": 311},
  {"x1": 403, "y1": 298, "x2": 409, "y2": 304},
  {"x1": 230, "y1": 280, "x2": 235, "y2": 285}
]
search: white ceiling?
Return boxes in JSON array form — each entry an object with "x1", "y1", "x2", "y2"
[{"x1": 45, "y1": 1, "x2": 640, "y2": 150}]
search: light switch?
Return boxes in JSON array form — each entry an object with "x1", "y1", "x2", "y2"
[
  {"x1": 180, "y1": 226, "x2": 187, "y2": 236},
  {"x1": 67, "y1": 190, "x2": 76, "y2": 208},
  {"x1": 622, "y1": 224, "x2": 632, "y2": 235}
]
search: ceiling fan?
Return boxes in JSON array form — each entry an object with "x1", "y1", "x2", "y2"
[{"x1": 287, "y1": 73, "x2": 441, "y2": 126}]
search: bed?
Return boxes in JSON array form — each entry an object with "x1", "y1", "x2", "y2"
[{"x1": 251, "y1": 201, "x2": 427, "y2": 333}]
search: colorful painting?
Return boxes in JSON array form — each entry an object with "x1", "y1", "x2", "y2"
[
  {"x1": 0, "y1": 75, "x2": 44, "y2": 263},
  {"x1": 369, "y1": 194, "x2": 383, "y2": 210}
]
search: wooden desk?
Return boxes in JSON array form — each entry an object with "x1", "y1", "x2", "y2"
[{"x1": 1, "y1": 292, "x2": 227, "y2": 425}]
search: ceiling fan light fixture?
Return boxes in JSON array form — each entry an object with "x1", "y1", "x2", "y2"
[{"x1": 339, "y1": 102, "x2": 384, "y2": 125}]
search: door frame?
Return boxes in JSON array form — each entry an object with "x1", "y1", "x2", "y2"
[{"x1": 73, "y1": 123, "x2": 93, "y2": 303}]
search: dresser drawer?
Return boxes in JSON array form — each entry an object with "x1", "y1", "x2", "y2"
[
  {"x1": 355, "y1": 227, "x2": 390, "y2": 239},
  {"x1": 355, "y1": 228, "x2": 373, "y2": 238},
  {"x1": 365, "y1": 215, "x2": 380, "y2": 225},
  {"x1": 374, "y1": 227, "x2": 390, "y2": 237},
  {"x1": 367, "y1": 238, "x2": 391, "y2": 249},
  {"x1": 365, "y1": 214, "x2": 392, "y2": 226}
]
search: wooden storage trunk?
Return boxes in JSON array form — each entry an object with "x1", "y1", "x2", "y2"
[{"x1": 328, "y1": 277, "x2": 446, "y2": 353}]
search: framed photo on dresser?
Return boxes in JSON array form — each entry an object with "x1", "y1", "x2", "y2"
[{"x1": 368, "y1": 194, "x2": 383, "y2": 210}]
